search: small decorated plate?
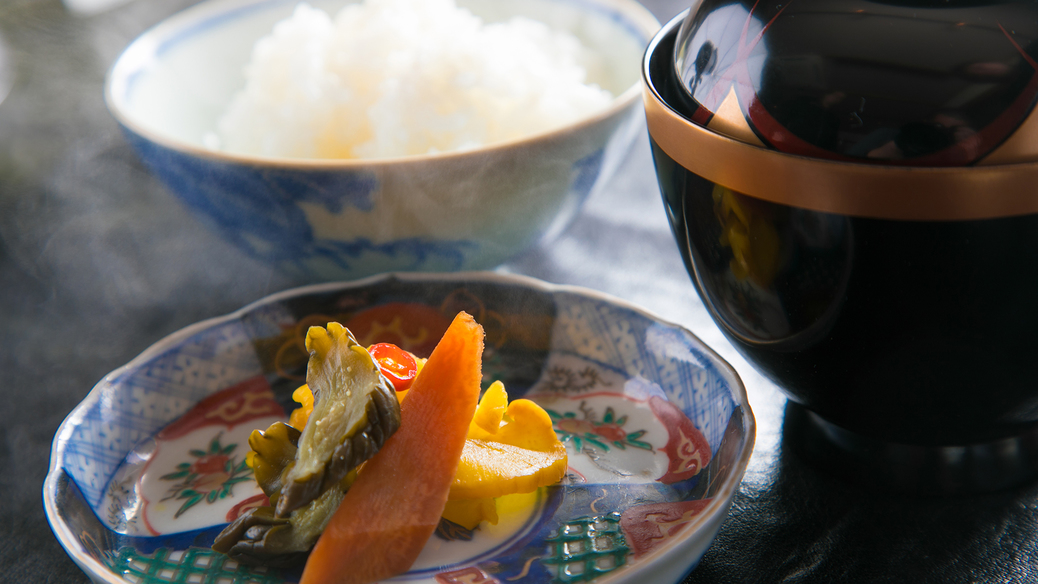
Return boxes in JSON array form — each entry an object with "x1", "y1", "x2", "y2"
[{"x1": 45, "y1": 272, "x2": 755, "y2": 584}]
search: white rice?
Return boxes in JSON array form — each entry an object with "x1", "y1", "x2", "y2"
[{"x1": 206, "y1": 0, "x2": 614, "y2": 159}]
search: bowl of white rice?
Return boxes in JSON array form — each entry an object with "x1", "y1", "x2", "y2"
[{"x1": 105, "y1": 0, "x2": 659, "y2": 282}]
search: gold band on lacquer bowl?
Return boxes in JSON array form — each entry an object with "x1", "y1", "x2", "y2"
[{"x1": 643, "y1": 86, "x2": 1038, "y2": 222}]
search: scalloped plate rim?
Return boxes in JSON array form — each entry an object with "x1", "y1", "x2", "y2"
[{"x1": 44, "y1": 270, "x2": 756, "y2": 584}]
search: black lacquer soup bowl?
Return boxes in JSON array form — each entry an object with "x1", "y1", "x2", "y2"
[{"x1": 643, "y1": 0, "x2": 1038, "y2": 491}]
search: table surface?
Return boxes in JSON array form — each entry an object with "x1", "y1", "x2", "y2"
[{"x1": 4, "y1": 1, "x2": 1038, "y2": 582}]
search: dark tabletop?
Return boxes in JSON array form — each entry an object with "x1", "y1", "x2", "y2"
[{"x1": 3, "y1": 0, "x2": 1038, "y2": 582}]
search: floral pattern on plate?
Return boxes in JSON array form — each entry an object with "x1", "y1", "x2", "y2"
[
  {"x1": 46, "y1": 273, "x2": 754, "y2": 584},
  {"x1": 100, "y1": 376, "x2": 285, "y2": 536},
  {"x1": 528, "y1": 355, "x2": 713, "y2": 487}
]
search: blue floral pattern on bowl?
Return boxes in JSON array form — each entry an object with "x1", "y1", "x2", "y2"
[{"x1": 105, "y1": 0, "x2": 658, "y2": 283}]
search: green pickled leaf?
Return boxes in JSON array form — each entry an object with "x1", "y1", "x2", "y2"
[
  {"x1": 212, "y1": 322, "x2": 402, "y2": 566},
  {"x1": 276, "y1": 323, "x2": 400, "y2": 517},
  {"x1": 248, "y1": 422, "x2": 301, "y2": 504}
]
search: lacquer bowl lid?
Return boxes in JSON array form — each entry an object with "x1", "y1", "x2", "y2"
[{"x1": 669, "y1": 0, "x2": 1038, "y2": 167}]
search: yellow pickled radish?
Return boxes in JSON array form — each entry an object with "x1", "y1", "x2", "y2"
[
  {"x1": 449, "y1": 386, "x2": 568, "y2": 501},
  {"x1": 289, "y1": 384, "x2": 314, "y2": 430},
  {"x1": 450, "y1": 439, "x2": 568, "y2": 501},
  {"x1": 441, "y1": 498, "x2": 499, "y2": 530},
  {"x1": 470, "y1": 380, "x2": 508, "y2": 434}
]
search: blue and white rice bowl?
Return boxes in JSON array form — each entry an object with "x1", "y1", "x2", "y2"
[{"x1": 104, "y1": 0, "x2": 659, "y2": 282}]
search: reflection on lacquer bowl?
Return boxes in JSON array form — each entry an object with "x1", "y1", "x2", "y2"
[
  {"x1": 644, "y1": 4, "x2": 1038, "y2": 491},
  {"x1": 104, "y1": 0, "x2": 659, "y2": 283}
]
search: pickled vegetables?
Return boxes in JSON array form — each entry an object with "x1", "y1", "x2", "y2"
[
  {"x1": 213, "y1": 481, "x2": 346, "y2": 567},
  {"x1": 288, "y1": 385, "x2": 313, "y2": 431},
  {"x1": 278, "y1": 323, "x2": 401, "y2": 516},
  {"x1": 451, "y1": 381, "x2": 568, "y2": 501},
  {"x1": 299, "y1": 312, "x2": 485, "y2": 584},
  {"x1": 212, "y1": 421, "x2": 361, "y2": 566},
  {"x1": 245, "y1": 421, "x2": 300, "y2": 506},
  {"x1": 213, "y1": 310, "x2": 569, "y2": 578},
  {"x1": 367, "y1": 342, "x2": 419, "y2": 391},
  {"x1": 289, "y1": 369, "x2": 569, "y2": 518},
  {"x1": 213, "y1": 323, "x2": 401, "y2": 565}
]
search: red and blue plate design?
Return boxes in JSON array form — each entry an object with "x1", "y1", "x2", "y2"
[{"x1": 46, "y1": 272, "x2": 754, "y2": 584}]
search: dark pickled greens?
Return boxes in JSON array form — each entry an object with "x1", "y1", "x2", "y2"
[
  {"x1": 277, "y1": 322, "x2": 401, "y2": 516},
  {"x1": 248, "y1": 422, "x2": 301, "y2": 506},
  {"x1": 213, "y1": 482, "x2": 348, "y2": 567},
  {"x1": 212, "y1": 322, "x2": 402, "y2": 566}
]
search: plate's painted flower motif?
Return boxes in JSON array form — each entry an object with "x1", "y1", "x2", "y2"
[
  {"x1": 159, "y1": 433, "x2": 253, "y2": 518},
  {"x1": 548, "y1": 402, "x2": 653, "y2": 453}
]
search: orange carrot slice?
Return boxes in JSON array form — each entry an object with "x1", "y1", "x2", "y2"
[{"x1": 299, "y1": 312, "x2": 484, "y2": 584}]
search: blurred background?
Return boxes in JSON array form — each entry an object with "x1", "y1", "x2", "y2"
[{"x1": 4, "y1": 0, "x2": 1038, "y2": 583}]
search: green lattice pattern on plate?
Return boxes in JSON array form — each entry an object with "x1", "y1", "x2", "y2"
[
  {"x1": 105, "y1": 546, "x2": 286, "y2": 584},
  {"x1": 541, "y1": 512, "x2": 630, "y2": 583}
]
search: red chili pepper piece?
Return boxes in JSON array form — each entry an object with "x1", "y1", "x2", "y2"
[{"x1": 368, "y1": 343, "x2": 418, "y2": 392}]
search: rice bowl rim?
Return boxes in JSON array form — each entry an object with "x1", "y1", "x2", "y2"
[{"x1": 104, "y1": 0, "x2": 661, "y2": 169}]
